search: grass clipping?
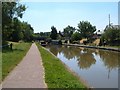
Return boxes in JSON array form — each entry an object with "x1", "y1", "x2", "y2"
[{"x1": 37, "y1": 44, "x2": 87, "y2": 89}]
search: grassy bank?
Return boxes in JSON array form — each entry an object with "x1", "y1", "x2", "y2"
[
  {"x1": 36, "y1": 43, "x2": 87, "y2": 89},
  {"x1": 2, "y1": 42, "x2": 32, "y2": 80}
]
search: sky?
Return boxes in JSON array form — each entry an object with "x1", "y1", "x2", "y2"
[{"x1": 19, "y1": 1, "x2": 118, "y2": 33}]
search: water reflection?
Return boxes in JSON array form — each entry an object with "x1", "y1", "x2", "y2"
[
  {"x1": 78, "y1": 51, "x2": 96, "y2": 69},
  {"x1": 47, "y1": 45, "x2": 119, "y2": 70},
  {"x1": 46, "y1": 45, "x2": 119, "y2": 88},
  {"x1": 99, "y1": 50, "x2": 119, "y2": 69}
]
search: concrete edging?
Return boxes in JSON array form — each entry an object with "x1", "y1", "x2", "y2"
[{"x1": 63, "y1": 44, "x2": 120, "y2": 52}]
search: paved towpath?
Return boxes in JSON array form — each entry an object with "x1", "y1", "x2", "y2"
[{"x1": 2, "y1": 43, "x2": 47, "y2": 88}]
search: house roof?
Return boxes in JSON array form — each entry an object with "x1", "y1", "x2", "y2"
[{"x1": 112, "y1": 25, "x2": 120, "y2": 29}]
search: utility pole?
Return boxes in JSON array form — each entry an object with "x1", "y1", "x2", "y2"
[{"x1": 118, "y1": 1, "x2": 120, "y2": 25}]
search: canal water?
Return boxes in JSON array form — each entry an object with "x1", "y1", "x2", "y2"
[{"x1": 46, "y1": 45, "x2": 119, "y2": 88}]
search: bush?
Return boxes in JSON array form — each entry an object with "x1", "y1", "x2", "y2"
[{"x1": 101, "y1": 27, "x2": 120, "y2": 46}]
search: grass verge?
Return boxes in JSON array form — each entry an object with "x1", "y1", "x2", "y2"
[
  {"x1": 36, "y1": 43, "x2": 87, "y2": 89},
  {"x1": 2, "y1": 42, "x2": 32, "y2": 80}
]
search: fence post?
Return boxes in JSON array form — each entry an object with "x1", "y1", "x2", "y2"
[{"x1": 10, "y1": 43, "x2": 13, "y2": 50}]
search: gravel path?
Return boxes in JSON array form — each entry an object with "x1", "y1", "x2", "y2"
[{"x1": 2, "y1": 43, "x2": 47, "y2": 88}]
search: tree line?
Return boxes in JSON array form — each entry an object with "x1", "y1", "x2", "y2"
[
  {"x1": 40, "y1": 21, "x2": 120, "y2": 46},
  {"x1": 35, "y1": 21, "x2": 120, "y2": 46},
  {"x1": 2, "y1": 2, "x2": 34, "y2": 45},
  {"x1": 49, "y1": 21, "x2": 96, "y2": 43},
  {"x1": 35, "y1": 21, "x2": 96, "y2": 41}
]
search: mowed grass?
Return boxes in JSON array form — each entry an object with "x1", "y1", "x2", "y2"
[
  {"x1": 36, "y1": 43, "x2": 87, "y2": 89},
  {"x1": 2, "y1": 42, "x2": 32, "y2": 80}
]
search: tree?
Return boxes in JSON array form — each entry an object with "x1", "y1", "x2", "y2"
[
  {"x1": 2, "y1": 2, "x2": 26, "y2": 41},
  {"x1": 39, "y1": 32, "x2": 50, "y2": 38},
  {"x1": 71, "y1": 32, "x2": 82, "y2": 41},
  {"x1": 2, "y1": 2, "x2": 35, "y2": 43},
  {"x1": 101, "y1": 27, "x2": 120, "y2": 46},
  {"x1": 50, "y1": 26, "x2": 58, "y2": 40},
  {"x1": 11, "y1": 18, "x2": 24, "y2": 42},
  {"x1": 77, "y1": 21, "x2": 96, "y2": 40},
  {"x1": 22, "y1": 22, "x2": 34, "y2": 41},
  {"x1": 63, "y1": 25, "x2": 76, "y2": 39}
]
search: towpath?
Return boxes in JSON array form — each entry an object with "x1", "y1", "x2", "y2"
[{"x1": 2, "y1": 43, "x2": 47, "y2": 88}]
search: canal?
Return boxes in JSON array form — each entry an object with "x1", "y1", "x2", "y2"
[{"x1": 46, "y1": 45, "x2": 119, "y2": 88}]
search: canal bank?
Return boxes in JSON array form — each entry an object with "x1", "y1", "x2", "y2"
[
  {"x1": 36, "y1": 43, "x2": 89, "y2": 89},
  {"x1": 44, "y1": 46, "x2": 91, "y2": 88},
  {"x1": 63, "y1": 44, "x2": 120, "y2": 52}
]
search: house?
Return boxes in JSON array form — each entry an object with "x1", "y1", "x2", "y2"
[
  {"x1": 92, "y1": 30, "x2": 102, "y2": 39},
  {"x1": 112, "y1": 25, "x2": 120, "y2": 29}
]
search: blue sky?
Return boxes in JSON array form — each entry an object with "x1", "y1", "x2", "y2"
[{"x1": 20, "y1": 2, "x2": 118, "y2": 33}]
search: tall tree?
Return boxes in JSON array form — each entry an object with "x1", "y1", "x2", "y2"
[
  {"x1": 77, "y1": 21, "x2": 96, "y2": 39},
  {"x1": 2, "y1": 2, "x2": 26, "y2": 41},
  {"x1": 11, "y1": 18, "x2": 23, "y2": 42},
  {"x1": 21, "y1": 22, "x2": 34, "y2": 41},
  {"x1": 50, "y1": 26, "x2": 58, "y2": 40},
  {"x1": 63, "y1": 25, "x2": 76, "y2": 39}
]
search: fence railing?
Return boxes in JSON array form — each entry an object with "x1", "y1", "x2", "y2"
[{"x1": 0, "y1": 44, "x2": 13, "y2": 50}]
